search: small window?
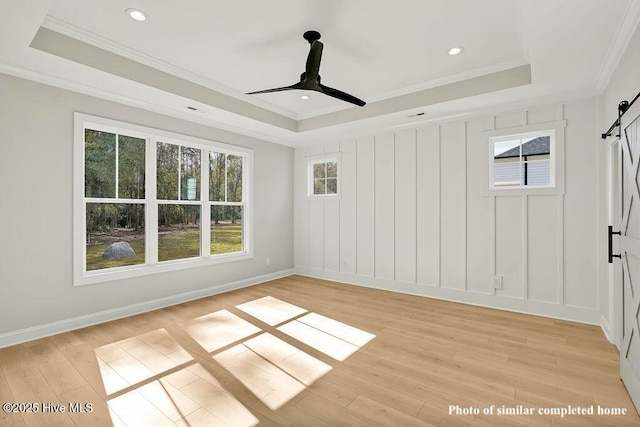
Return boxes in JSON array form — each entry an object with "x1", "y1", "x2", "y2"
[
  {"x1": 491, "y1": 131, "x2": 554, "y2": 189},
  {"x1": 308, "y1": 158, "x2": 339, "y2": 197}
]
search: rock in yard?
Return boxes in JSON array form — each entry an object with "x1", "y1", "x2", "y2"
[{"x1": 102, "y1": 241, "x2": 136, "y2": 259}]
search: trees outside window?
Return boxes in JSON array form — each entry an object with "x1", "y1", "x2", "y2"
[
  {"x1": 75, "y1": 114, "x2": 252, "y2": 285},
  {"x1": 308, "y1": 158, "x2": 339, "y2": 197},
  {"x1": 209, "y1": 152, "x2": 243, "y2": 254},
  {"x1": 84, "y1": 130, "x2": 146, "y2": 271}
]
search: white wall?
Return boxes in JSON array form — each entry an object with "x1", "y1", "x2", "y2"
[
  {"x1": 0, "y1": 73, "x2": 294, "y2": 345},
  {"x1": 295, "y1": 99, "x2": 601, "y2": 324},
  {"x1": 600, "y1": 23, "x2": 640, "y2": 343}
]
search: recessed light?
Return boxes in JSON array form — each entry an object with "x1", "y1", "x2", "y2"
[
  {"x1": 126, "y1": 8, "x2": 148, "y2": 22},
  {"x1": 300, "y1": 95, "x2": 311, "y2": 100},
  {"x1": 448, "y1": 46, "x2": 464, "y2": 56}
]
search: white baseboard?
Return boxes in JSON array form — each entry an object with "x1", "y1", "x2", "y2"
[
  {"x1": 0, "y1": 269, "x2": 294, "y2": 349},
  {"x1": 295, "y1": 268, "x2": 602, "y2": 326},
  {"x1": 600, "y1": 315, "x2": 615, "y2": 344}
]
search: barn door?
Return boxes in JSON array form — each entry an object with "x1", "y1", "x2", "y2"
[{"x1": 619, "y1": 100, "x2": 640, "y2": 413}]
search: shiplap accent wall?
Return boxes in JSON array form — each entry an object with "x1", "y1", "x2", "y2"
[{"x1": 294, "y1": 98, "x2": 600, "y2": 324}]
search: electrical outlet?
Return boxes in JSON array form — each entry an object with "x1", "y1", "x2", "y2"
[
  {"x1": 342, "y1": 261, "x2": 348, "y2": 269},
  {"x1": 493, "y1": 275, "x2": 503, "y2": 290},
  {"x1": 265, "y1": 258, "x2": 271, "y2": 266}
]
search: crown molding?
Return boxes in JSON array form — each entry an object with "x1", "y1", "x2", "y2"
[
  {"x1": 595, "y1": 0, "x2": 640, "y2": 93},
  {"x1": 0, "y1": 61, "x2": 296, "y2": 147}
]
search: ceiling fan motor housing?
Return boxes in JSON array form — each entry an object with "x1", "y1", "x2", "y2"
[{"x1": 303, "y1": 30, "x2": 321, "y2": 43}]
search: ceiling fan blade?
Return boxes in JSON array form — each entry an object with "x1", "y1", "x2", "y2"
[
  {"x1": 318, "y1": 84, "x2": 366, "y2": 107},
  {"x1": 246, "y1": 82, "x2": 303, "y2": 95},
  {"x1": 305, "y1": 41, "x2": 323, "y2": 81}
]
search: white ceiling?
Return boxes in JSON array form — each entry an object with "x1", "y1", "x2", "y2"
[{"x1": 1, "y1": 0, "x2": 639, "y2": 146}]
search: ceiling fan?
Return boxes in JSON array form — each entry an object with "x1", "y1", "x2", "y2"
[{"x1": 246, "y1": 31, "x2": 366, "y2": 107}]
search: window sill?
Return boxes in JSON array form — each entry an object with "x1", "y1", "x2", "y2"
[
  {"x1": 307, "y1": 193, "x2": 341, "y2": 201},
  {"x1": 74, "y1": 251, "x2": 253, "y2": 286},
  {"x1": 484, "y1": 186, "x2": 563, "y2": 197}
]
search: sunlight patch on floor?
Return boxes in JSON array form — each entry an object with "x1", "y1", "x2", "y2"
[
  {"x1": 235, "y1": 296, "x2": 308, "y2": 326},
  {"x1": 176, "y1": 365, "x2": 259, "y2": 427},
  {"x1": 106, "y1": 364, "x2": 259, "y2": 427},
  {"x1": 182, "y1": 309, "x2": 261, "y2": 352},
  {"x1": 278, "y1": 320, "x2": 360, "y2": 361},
  {"x1": 297, "y1": 312, "x2": 376, "y2": 347},
  {"x1": 243, "y1": 333, "x2": 332, "y2": 385},
  {"x1": 108, "y1": 407, "x2": 127, "y2": 427},
  {"x1": 96, "y1": 296, "x2": 375, "y2": 425},
  {"x1": 213, "y1": 340, "x2": 308, "y2": 410},
  {"x1": 96, "y1": 326, "x2": 259, "y2": 427},
  {"x1": 107, "y1": 387, "x2": 175, "y2": 427},
  {"x1": 95, "y1": 328, "x2": 193, "y2": 395}
]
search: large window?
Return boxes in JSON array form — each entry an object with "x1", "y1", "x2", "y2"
[
  {"x1": 490, "y1": 131, "x2": 554, "y2": 189},
  {"x1": 74, "y1": 114, "x2": 252, "y2": 285}
]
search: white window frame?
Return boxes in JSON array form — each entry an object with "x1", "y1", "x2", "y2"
[
  {"x1": 73, "y1": 113, "x2": 253, "y2": 286},
  {"x1": 307, "y1": 155, "x2": 341, "y2": 199},
  {"x1": 484, "y1": 120, "x2": 566, "y2": 196}
]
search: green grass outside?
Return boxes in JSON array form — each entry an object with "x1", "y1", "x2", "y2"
[
  {"x1": 86, "y1": 224, "x2": 242, "y2": 270},
  {"x1": 158, "y1": 228, "x2": 200, "y2": 261},
  {"x1": 211, "y1": 224, "x2": 242, "y2": 255}
]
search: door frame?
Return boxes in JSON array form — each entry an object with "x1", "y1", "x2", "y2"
[{"x1": 609, "y1": 134, "x2": 622, "y2": 348}]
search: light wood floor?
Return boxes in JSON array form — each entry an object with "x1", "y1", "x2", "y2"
[{"x1": 1, "y1": 275, "x2": 638, "y2": 427}]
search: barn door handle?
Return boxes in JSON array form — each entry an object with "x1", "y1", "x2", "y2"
[{"x1": 609, "y1": 225, "x2": 621, "y2": 263}]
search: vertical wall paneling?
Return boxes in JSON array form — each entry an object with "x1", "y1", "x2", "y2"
[
  {"x1": 557, "y1": 104, "x2": 565, "y2": 122},
  {"x1": 490, "y1": 196, "x2": 496, "y2": 293},
  {"x1": 522, "y1": 195, "x2": 529, "y2": 300},
  {"x1": 374, "y1": 133, "x2": 396, "y2": 280},
  {"x1": 356, "y1": 136, "x2": 375, "y2": 277},
  {"x1": 528, "y1": 195, "x2": 560, "y2": 303},
  {"x1": 526, "y1": 105, "x2": 559, "y2": 125},
  {"x1": 416, "y1": 126, "x2": 441, "y2": 286},
  {"x1": 308, "y1": 201, "x2": 324, "y2": 269},
  {"x1": 321, "y1": 142, "x2": 341, "y2": 273},
  {"x1": 563, "y1": 100, "x2": 598, "y2": 309},
  {"x1": 294, "y1": 100, "x2": 601, "y2": 325},
  {"x1": 495, "y1": 111, "x2": 524, "y2": 129},
  {"x1": 294, "y1": 148, "x2": 310, "y2": 268},
  {"x1": 340, "y1": 140, "x2": 357, "y2": 274},
  {"x1": 309, "y1": 145, "x2": 324, "y2": 156},
  {"x1": 495, "y1": 196, "x2": 524, "y2": 299},
  {"x1": 395, "y1": 129, "x2": 417, "y2": 283},
  {"x1": 463, "y1": 122, "x2": 468, "y2": 290},
  {"x1": 323, "y1": 200, "x2": 340, "y2": 272},
  {"x1": 439, "y1": 121, "x2": 466, "y2": 289},
  {"x1": 324, "y1": 142, "x2": 340, "y2": 154},
  {"x1": 558, "y1": 195, "x2": 565, "y2": 304},
  {"x1": 466, "y1": 118, "x2": 491, "y2": 294}
]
